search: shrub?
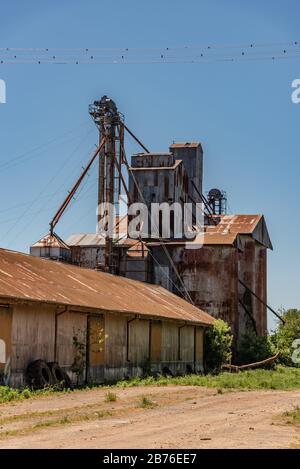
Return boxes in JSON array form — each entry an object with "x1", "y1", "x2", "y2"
[
  {"x1": 137, "y1": 396, "x2": 157, "y2": 408},
  {"x1": 237, "y1": 330, "x2": 273, "y2": 365},
  {"x1": 204, "y1": 319, "x2": 233, "y2": 372},
  {"x1": 105, "y1": 391, "x2": 117, "y2": 402},
  {"x1": 270, "y1": 309, "x2": 300, "y2": 367}
]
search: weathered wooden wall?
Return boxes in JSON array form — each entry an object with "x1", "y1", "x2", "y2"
[
  {"x1": 0, "y1": 306, "x2": 12, "y2": 384},
  {"x1": 10, "y1": 303, "x2": 55, "y2": 386},
  {"x1": 56, "y1": 310, "x2": 88, "y2": 384},
  {"x1": 0, "y1": 302, "x2": 206, "y2": 387}
]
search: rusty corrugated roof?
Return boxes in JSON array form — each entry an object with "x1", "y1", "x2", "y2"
[
  {"x1": 206, "y1": 215, "x2": 272, "y2": 249},
  {"x1": 66, "y1": 233, "x2": 105, "y2": 247},
  {"x1": 147, "y1": 232, "x2": 240, "y2": 247},
  {"x1": 31, "y1": 233, "x2": 70, "y2": 250},
  {"x1": 0, "y1": 248, "x2": 213, "y2": 325}
]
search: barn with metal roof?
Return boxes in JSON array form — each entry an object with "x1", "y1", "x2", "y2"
[{"x1": 0, "y1": 248, "x2": 213, "y2": 387}]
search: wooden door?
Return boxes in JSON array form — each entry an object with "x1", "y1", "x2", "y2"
[{"x1": 87, "y1": 315, "x2": 105, "y2": 384}]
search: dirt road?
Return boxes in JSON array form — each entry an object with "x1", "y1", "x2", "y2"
[{"x1": 0, "y1": 385, "x2": 299, "y2": 449}]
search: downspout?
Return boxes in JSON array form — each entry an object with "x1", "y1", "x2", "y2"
[{"x1": 54, "y1": 306, "x2": 68, "y2": 362}]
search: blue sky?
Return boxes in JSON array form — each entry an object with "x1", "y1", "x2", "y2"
[{"x1": 0, "y1": 0, "x2": 299, "y2": 329}]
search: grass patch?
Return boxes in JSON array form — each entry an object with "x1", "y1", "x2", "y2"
[
  {"x1": 137, "y1": 396, "x2": 157, "y2": 409},
  {"x1": 0, "y1": 409, "x2": 112, "y2": 440},
  {"x1": 282, "y1": 406, "x2": 300, "y2": 426},
  {"x1": 105, "y1": 391, "x2": 117, "y2": 403},
  {"x1": 0, "y1": 385, "x2": 72, "y2": 404},
  {"x1": 1, "y1": 366, "x2": 300, "y2": 406},
  {"x1": 115, "y1": 366, "x2": 300, "y2": 391}
]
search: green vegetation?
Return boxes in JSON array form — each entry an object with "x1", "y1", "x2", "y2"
[
  {"x1": 282, "y1": 406, "x2": 300, "y2": 426},
  {"x1": 0, "y1": 408, "x2": 111, "y2": 440},
  {"x1": 0, "y1": 385, "x2": 71, "y2": 404},
  {"x1": 137, "y1": 396, "x2": 157, "y2": 408},
  {"x1": 204, "y1": 319, "x2": 233, "y2": 371},
  {"x1": 105, "y1": 391, "x2": 117, "y2": 402},
  {"x1": 237, "y1": 330, "x2": 273, "y2": 365},
  {"x1": 2, "y1": 366, "x2": 300, "y2": 405},
  {"x1": 115, "y1": 366, "x2": 300, "y2": 391},
  {"x1": 270, "y1": 309, "x2": 300, "y2": 367}
]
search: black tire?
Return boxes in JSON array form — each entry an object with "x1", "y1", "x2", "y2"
[
  {"x1": 26, "y1": 359, "x2": 53, "y2": 389},
  {"x1": 47, "y1": 362, "x2": 73, "y2": 389},
  {"x1": 162, "y1": 366, "x2": 173, "y2": 377}
]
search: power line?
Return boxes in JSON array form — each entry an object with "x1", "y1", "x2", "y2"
[
  {"x1": 1, "y1": 41, "x2": 300, "y2": 64},
  {"x1": 0, "y1": 128, "x2": 95, "y2": 245},
  {"x1": 0, "y1": 121, "x2": 89, "y2": 171},
  {"x1": 1, "y1": 54, "x2": 300, "y2": 65},
  {"x1": 0, "y1": 40, "x2": 299, "y2": 53}
]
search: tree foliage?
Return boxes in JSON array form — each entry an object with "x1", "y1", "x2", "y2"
[
  {"x1": 270, "y1": 309, "x2": 300, "y2": 367},
  {"x1": 204, "y1": 319, "x2": 233, "y2": 372},
  {"x1": 237, "y1": 330, "x2": 273, "y2": 365}
]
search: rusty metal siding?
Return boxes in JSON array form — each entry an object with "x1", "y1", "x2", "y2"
[
  {"x1": 238, "y1": 237, "x2": 267, "y2": 336},
  {"x1": 172, "y1": 245, "x2": 239, "y2": 341},
  {"x1": 170, "y1": 143, "x2": 203, "y2": 202},
  {"x1": 71, "y1": 246, "x2": 104, "y2": 269}
]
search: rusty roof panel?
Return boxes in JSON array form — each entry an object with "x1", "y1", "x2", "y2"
[
  {"x1": 66, "y1": 233, "x2": 105, "y2": 247},
  {"x1": 206, "y1": 215, "x2": 272, "y2": 249},
  {"x1": 147, "y1": 232, "x2": 240, "y2": 247},
  {"x1": 31, "y1": 233, "x2": 70, "y2": 250},
  {"x1": 0, "y1": 248, "x2": 213, "y2": 326}
]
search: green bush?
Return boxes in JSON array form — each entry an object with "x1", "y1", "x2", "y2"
[
  {"x1": 105, "y1": 391, "x2": 117, "y2": 402},
  {"x1": 237, "y1": 330, "x2": 273, "y2": 365},
  {"x1": 270, "y1": 309, "x2": 300, "y2": 367},
  {"x1": 204, "y1": 319, "x2": 233, "y2": 372}
]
